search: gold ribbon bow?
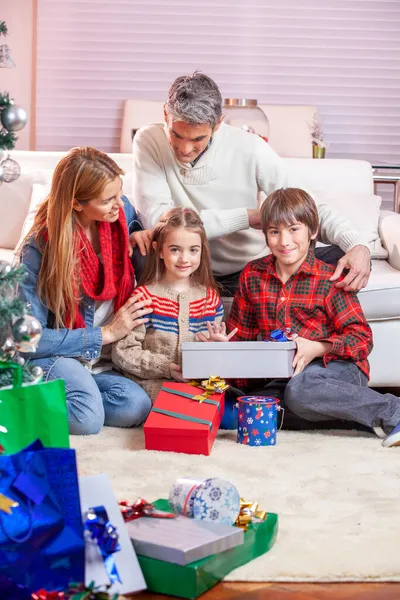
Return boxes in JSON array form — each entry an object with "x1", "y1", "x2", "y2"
[
  {"x1": 235, "y1": 498, "x2": 267, "y2": 531},
  {"x1": 0, "y1": 493, "x2": 19, "y2": 515},
  {"x1": 189, "y1": 375, "x2": 229, "y2": 403}
]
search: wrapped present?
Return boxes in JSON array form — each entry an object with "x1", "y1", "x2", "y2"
[
  {"x1": 0, "y1": 440, "x2": 84, "y2": 591},
  {"x1": 0, "y1": 363, "x2": 69, "y2": 454},
  {"x1": 182, "y1": 341, "x2": 296, "y2": 379},
  {"x1": 144, "y1": 380, "x2": 226, "y2": 455},
  {"x1": 136, "y1": 498, "x2": 278, "y2": 599},
  {"x1": 126, "y1": 506, "x2": 243, "y2": 566},
  {"x1": 237, "y1": 396, "x2": 281, "y2": 446},
  {"x1": 79, "y1": 474, "x2": 146, "y2": 595}
]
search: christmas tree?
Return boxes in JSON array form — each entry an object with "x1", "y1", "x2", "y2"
[
  {"x1": 0, "y1": 261, "x2": 43, "y2": 388},
  {"x1": 0, "y1": 20, "x2": 28, "y2": 184}
]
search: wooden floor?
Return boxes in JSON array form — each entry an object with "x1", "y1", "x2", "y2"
[{"x1": 133, "y1": 582, "x2": 400, "y2": 599}]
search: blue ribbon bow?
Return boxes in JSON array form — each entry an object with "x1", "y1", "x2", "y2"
[
  {"x1": 84, "y1": 506, "x2": 121, "y2": 585},
  {"x1": 270, "y1": 328, "x2": 290, "y2": 342}
]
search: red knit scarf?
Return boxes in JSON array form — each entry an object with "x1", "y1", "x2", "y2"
[{"x1": 44, "y1": 208, "x2": 134, "y2": 329}]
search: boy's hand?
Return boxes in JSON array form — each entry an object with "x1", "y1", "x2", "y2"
[
  {"x1": 169, "y1": 363, "x2": 189, "y2": 382},
  {"x1": 196, "y1": 322, "x2": 238, "y2": 342},
  {"x1": 292, "y1": 337, "x2": 333, "y2": 376}
]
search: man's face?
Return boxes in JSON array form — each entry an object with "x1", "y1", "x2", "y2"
[{"x1": 164, "y1": 110, "x2": 218, "y2": 164}]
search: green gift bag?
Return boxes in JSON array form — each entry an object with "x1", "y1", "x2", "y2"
[{"x1": 0, "y1": 362, "x2": 70, "y2": 453}]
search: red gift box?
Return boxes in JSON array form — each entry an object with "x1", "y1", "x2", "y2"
[{"x1": 144, "y1": 382, "x2": 225, "y2": 456}]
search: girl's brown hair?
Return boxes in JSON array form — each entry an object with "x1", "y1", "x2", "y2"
[
  {"x1": 23, "y1": 147, "x2": 124, "y2": 328},
  {"x1": 260, "y1": 187, "x2": 319, "y2": 247},
  {"x1": 140, "y1": 207, "x2": 218, "y2": 291}
]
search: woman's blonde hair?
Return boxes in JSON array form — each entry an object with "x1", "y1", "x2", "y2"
[
  {"x1": 25, "y1": 147, "x2": 124, "y2": 328},
  {"x1": 140, "y1": 207, "x2": 218, "y2": 291}
]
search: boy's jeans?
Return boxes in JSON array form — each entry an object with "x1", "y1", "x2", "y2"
[
  {"x1": 284, "y1": 360, "x2": 400, "y2": 431},
  {"x1": 30, "y1": 356, "x2": 152, "y2": 435}
]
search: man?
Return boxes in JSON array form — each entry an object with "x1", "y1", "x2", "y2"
[{"x1": 132, "y1": 72, "x2": 371, "y2": 294}]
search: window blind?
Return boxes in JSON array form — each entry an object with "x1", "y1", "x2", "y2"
[{"x1": 36, "y1": 0, "x2": 400, "y2": 169}]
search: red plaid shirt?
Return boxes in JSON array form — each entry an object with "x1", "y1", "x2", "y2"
[{"x1": 227, "y1": 250, "x2": 373, "y2": 390}]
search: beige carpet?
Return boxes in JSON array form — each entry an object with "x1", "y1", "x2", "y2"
[{"x1": 72, "y1": 427, "x2": 400, "y2": 582}]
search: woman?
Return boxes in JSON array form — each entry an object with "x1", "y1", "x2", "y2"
[{"x1": 19, "y1": 147, "x2": 153, "y2": 435}]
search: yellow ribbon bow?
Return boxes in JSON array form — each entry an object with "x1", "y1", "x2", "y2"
[
  {"x1": 0, "y1": 493, "x2": 19, "y2": 515},
  {"x1": 235, "y1": 498, "x2": 267, "y2": 531},
  {"x1": 189, "y1": 375, "x2": 229, "y2": 403}
]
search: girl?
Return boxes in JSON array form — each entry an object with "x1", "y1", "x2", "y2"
[
  {"x1": 19, "y1": 147, "x2": 153, "y2": 435},
  {"x1": 112, "y1": 207, "x2": 235, "y2": 400}
]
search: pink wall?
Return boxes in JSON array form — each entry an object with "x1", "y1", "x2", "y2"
[{"x1": 0, "y1": 0, "x2": 35, "y2": 150}]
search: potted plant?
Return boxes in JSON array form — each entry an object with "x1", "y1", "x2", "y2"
[{"x1": 309, "y1": 112, "x2": 328, "y2": 158}]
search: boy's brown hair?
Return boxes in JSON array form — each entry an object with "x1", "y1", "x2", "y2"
[{"x1": 260, "y1": 188, "x2": 319, "y2": 248}]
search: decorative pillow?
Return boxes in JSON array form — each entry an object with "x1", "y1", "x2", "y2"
[
  {"x1": 318, "y1": 193, "x2": 388, "y2": 259},
  {"x1": 14, "y1": 182, "x2": 50, "y2": 257}
]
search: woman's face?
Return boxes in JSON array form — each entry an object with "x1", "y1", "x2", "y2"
[{"x1": 73, "y1": 176, "x2": 124, "y2": 226}]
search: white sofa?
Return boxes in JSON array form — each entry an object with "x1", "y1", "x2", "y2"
[{"x1": 2, "y1": 150, "x2": 400, "y2": 387}]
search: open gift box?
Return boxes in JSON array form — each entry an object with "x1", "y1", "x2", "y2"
[{"x1": 144, "y1": 381, "x2": 225, "y2": 456}]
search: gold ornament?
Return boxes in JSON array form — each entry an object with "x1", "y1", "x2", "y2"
[{"x1": 0, "y1": 493, "x2": 19, "y2": 514}]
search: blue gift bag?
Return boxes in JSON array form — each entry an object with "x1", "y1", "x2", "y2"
[{"x1": 0, "y1": 440, "x2": 85, "y2": 590}]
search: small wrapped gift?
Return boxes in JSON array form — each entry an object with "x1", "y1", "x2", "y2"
[
  {"x1": 79, "y1": 474, "x2": 146, "y2": 595},
  {"x1": 127, "y1": 509, "x2": 243, "y2": 566},
  {"x1": 144, "y1": 380, "x2": 226, "y2": 455},
  {"x1": 136, "y1": 498, "x2": 278, "y2": 599}
]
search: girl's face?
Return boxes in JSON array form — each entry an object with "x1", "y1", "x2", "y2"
[
  {"x1": 73, "y1": 176, "x2": 124, "y2": 227},
  {"x1": 158, "y1": 227, "x2": 202, "y2": 281}
]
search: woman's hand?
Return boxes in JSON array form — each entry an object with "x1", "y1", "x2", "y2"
[
  {"x1": 292, "y1": 337, "x2": 333, "y2": 376},
  {"x1": 129, "y1": 229, "x2": 153, "y2": 257},
  {"x1": 101, "y1": 292, "x2": 153, "y2": 345},
  {"x1": 196, "y1": 321, "x2": 238, "y2": 343},
  {"x1": 169, "y1": 363, "x2": 188, "y2": 382}
]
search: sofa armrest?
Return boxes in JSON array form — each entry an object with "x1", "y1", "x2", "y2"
[{"x1": 379, "y1": 210, "x2": 400, "y2": 271}]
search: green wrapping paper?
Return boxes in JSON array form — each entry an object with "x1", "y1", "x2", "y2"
[
  {"x1": 137, "y1": 499, "x2": 278, "y2": 599},
  {"x1": 0, "y1": 372, "x2": 70, "y2": 453}
]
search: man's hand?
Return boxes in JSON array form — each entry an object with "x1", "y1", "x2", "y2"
[
  {"x1": 169, "y1": 363, "x2": 188, "y2": 382},
  {"x1": 247, "y1": 208, "x2": 262, "y2": 229},
  {"x1": 329, "y1": 245, "x2": 371, "y2": 292},
  {"x1": 196, "y1": 321, "x2": 238, "y2": 342},
  {"x1": 292, "y1": 337, "x2": 333, "y2": 376},
  {"x1": 129, "y1": 229, "x2": 153, "y2": 257}
]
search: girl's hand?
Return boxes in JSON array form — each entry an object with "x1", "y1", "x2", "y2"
[
  {"x1": 292, "y1": 337, "x2": 333, "y2": 376},
  {"x1": 101, "y1": 292, "x2": 153, "y2": 345},
  {"x1": 129, "y1": 229, "x2": 153, "y2": 257},
  {"x1": 196, "y1": 321, "x2": 238, "y2": 342},
  {"x1": 169, "y1": 363, "x2": 188, "y2": 382}
]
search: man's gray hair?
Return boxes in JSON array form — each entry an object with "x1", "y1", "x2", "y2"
[{"x1": 165, "y1": 72, "x2": 222, "y2": 129}]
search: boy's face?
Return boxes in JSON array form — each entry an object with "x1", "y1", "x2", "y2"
[{"x1": 266, "y1": 221, "x2": 317, "y2": 274}]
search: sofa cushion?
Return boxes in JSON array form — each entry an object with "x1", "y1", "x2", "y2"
[
  {"x1": 358, "y1": 259, "x2": 400, "y2": 320},
  {"x1": 14, "y1": 182, "x2": 50, "y2": 256},
  {"x1": 319, "y1": 193, "x2": 387, "y2": 259}
]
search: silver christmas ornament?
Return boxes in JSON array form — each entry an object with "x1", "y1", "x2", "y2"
[
  {"x1": 13, "y1": 354, "x2": 25, "y2": 366},
  {"x1": 1, "y1": 104, "x2": 27, "y2": 132},
  {"x1": 12, "y1": 315, "x2": 42, "y2": 353},
  {"x1": 0, "y1": 43, "x2": 15, "y2": 68},
  {"x1": 2, "y1": 337, "x2": 15, "y2": 357},
  {"x1": 0, "y1": 260, "x2": 11, "y2": 276},
  {"x1": 28, "y1": 365, "x2": 44, "y2": 384},
  {"x1": 0, "y1": 157, "x2": 20, "y2": 183}
]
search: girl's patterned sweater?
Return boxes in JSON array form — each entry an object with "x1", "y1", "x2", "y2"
[{"x1": 112, "y1": 282, "x2": 224, "y2": 401}]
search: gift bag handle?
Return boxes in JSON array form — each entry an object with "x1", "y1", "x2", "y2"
[{"x1": 0, "y1": 362, "x2": 23, "y2": 388}]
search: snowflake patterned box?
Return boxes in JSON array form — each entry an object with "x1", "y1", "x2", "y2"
[
  {"x1": 182, "y1": 341, "x2": 296, "y2": 379},
  {"x1": 144, "y1": 382, "x2": 225, "y2": 455},
  {"x1": 136, "y1": 499, "x2": 279, "y2": 599},
  {"x1": 237, "y1": 396, "x2": 281, "y2": 446}
]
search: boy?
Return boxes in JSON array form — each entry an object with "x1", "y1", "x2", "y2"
[{"x1": 227, "y1": 188, "x2": 400, "y2": 447}]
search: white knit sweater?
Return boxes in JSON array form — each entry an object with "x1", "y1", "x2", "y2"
[{"x1": 133, "y1": 122, "x2": 368, "y2": 276}]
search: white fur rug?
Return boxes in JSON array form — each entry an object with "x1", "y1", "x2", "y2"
[{"x1": 72, "y1": 427, "x2": 400, "y2": 582}]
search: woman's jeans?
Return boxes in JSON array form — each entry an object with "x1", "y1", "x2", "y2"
[{"x1": 31, "y1": 356, "x2": 152, "y2": 435}]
